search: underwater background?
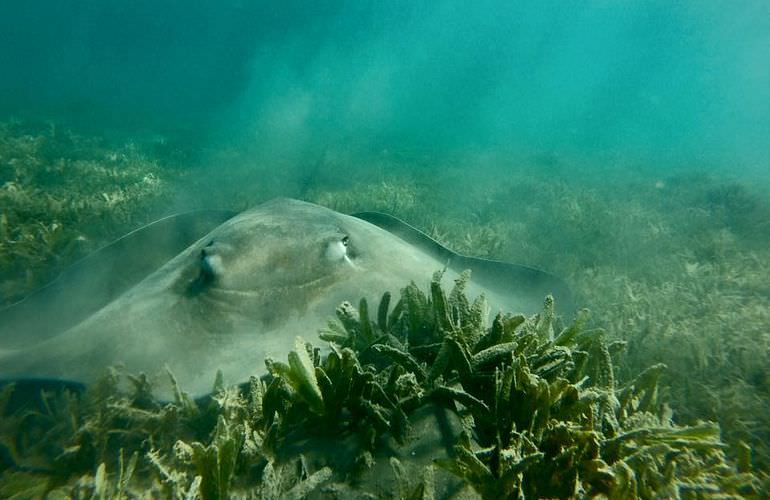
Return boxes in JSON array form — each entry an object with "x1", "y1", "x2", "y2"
[{"x1": 1, "y1": 1, "x2": 769, "y2": 496}]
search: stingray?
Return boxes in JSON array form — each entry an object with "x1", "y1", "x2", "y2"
[{"x1": 0, "y1": 198, "x2": 572, "y2": 398}]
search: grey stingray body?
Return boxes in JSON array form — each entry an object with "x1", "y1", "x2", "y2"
[{"x1": 0, "y1": 198, "x2": 571, "y2": 398}]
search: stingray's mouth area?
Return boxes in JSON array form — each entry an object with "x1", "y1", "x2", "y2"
[
  {"x1": 205, "y1": 274, "x2": 339, "y2": 298},
  {"x1": 192, "y1": 275, "x2": 342, "y2": 332}
]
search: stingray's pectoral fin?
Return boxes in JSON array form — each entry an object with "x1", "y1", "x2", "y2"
[
  {"x1": 353, "y1": 211, "x2": 576, "y2": 316},
  {"x1": 453, "y1": 255, "x2": 575, "y2": 316},
  {"x1": 0, "y1": 210, "x2": 237, "y2": 349}
]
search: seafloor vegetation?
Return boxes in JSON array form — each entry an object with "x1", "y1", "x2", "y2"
[
  {"x1": 1, "y1": 274, "x2": 762, "y2": 497},
  {"x1": 306, "y1": 153, "x2": 770, "y2": 480},
  {"x1": 1, "y1": 122, "x2": 769, "y2": 497},
  {"x1": 0, "y1": 121, "x2": 174, "y2": 304}
]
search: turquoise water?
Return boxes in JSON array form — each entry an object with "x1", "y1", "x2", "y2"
[
  {"x1": 1, "y1": 1, "x2": 768, "y2": 181},
  {"x1": 1, "y1": 2, "x2": 770, "y2": 494}
]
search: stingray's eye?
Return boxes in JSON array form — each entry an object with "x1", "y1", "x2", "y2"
[
  {"x1": 325, "y1": 238, "x2": 348, "y2": 262},
  {"x1": 187, "y1": 243, "x2": 223, "y2": 296},
  {"x1": 342, "y1": 236, "x2": 349, "y2": 247}
]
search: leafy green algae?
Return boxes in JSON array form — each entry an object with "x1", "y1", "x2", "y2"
[
  {"x1": 0, "y1": 121, "x2": 171, "y2": 305},
  {"x1": 1, "y1": 273, "x2": 764, "y2": 498},
  {"x1": 311, "y1": 169, "x2": 770, "y2": 478}
]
